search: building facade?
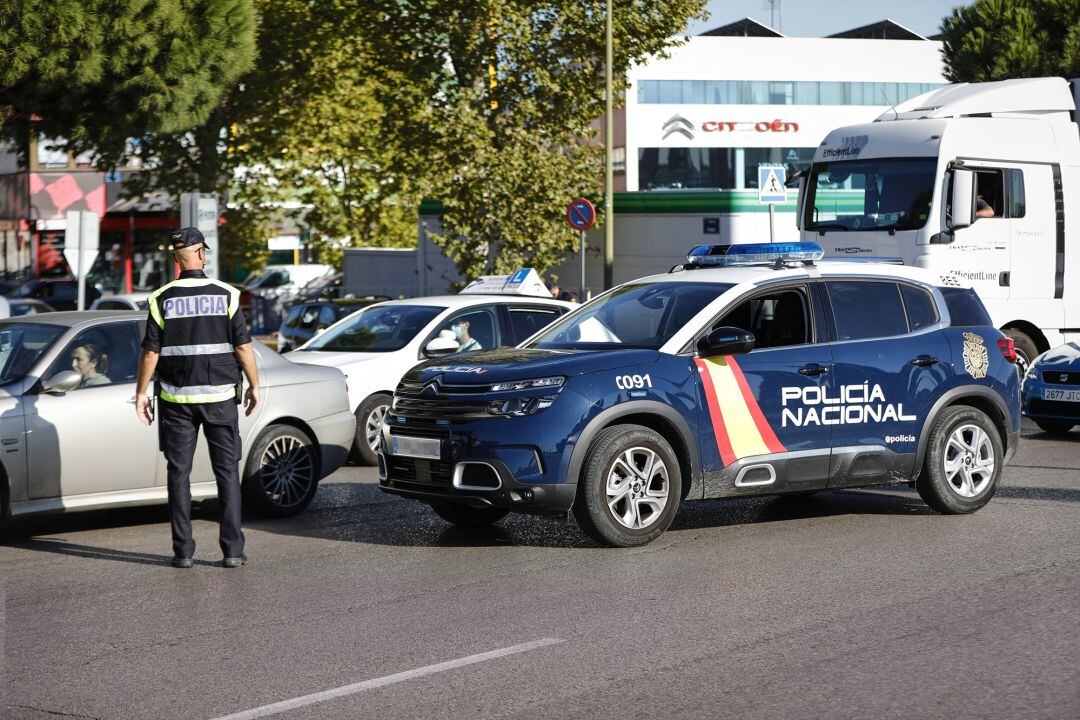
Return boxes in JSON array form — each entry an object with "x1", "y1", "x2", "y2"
[{"x1": 621, "y1": 19, "x2": 947, "y2": 193}]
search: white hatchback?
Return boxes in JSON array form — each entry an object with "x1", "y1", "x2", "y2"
[{"x1": 285, "y1": 287, "x2": 573, "y2": 464}]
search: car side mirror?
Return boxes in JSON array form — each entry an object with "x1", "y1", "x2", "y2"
[
  {"x1": 697, "y1": 327, "x2": 755, "y2": 357},
  {"x1": 950, "y1": 168, "x2": 976, "y2": 230},
  {"x1": 424, "y1": 336, "x2": 460, "y2": 357},
  {"x1": 41, "y1": 370, "x2": 82, "y2": 394}
]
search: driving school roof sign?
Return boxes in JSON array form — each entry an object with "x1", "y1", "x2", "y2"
[{"x1": 460, "y1": 268, "x2": 549, "y2": 297}]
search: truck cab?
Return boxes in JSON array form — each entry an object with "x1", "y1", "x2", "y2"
[{"x1": 798, "y1": 77, "x2": 1080, "y2": 372}]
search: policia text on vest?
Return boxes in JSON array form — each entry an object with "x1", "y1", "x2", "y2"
[{"x1": 135, "y1": 227, "x2": 260, "y2": 570}]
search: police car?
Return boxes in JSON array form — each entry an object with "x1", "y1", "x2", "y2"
[
  {"x1": 378, "y1": 243, "x2": 1021, "y2": 547},
  {"x1": 284, "y1": 270, "x2": 574, "y2": 464}
]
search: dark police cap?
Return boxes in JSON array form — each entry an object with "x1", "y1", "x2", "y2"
[{"x1": 167, "y1": 227, "x2": 210, "y2": 252}]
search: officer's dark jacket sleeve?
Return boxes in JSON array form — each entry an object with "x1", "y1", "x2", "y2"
[
  {"x1": 142, "y1": 309, "x2": 162, "y2": 352},
  {"x1": 232, "y1": 306, "x2": 252, "y2": 347}
]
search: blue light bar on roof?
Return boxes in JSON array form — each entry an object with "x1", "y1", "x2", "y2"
[{"x1": 686, "y1": 241, "x2": 825, "y2": 266}]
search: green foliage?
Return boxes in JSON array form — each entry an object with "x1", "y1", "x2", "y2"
[
  {"x1": 0, "y1": 0, "x2": 257, "y2": 159},
  {"x1": 940, "y1": 0, "x2": 1080, "y2": 81},
  {"x1": 218, "y1": 204, "x2": 272, "y2": 282},
  {"x1": 364, "y1": 0, "x2": 708, "y2": 280}
]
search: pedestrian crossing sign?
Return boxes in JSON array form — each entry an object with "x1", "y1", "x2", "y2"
[{"x1": 757, "y1": 165, "x2": 788, "y2": 204}]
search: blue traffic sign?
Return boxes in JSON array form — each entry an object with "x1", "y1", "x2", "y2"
[
  {"x1": 566, "y1": 198, "x2": 597, "y2": 231},
  {"x1": 757, "y1": 165, "x2": 788, "y2": 204}
]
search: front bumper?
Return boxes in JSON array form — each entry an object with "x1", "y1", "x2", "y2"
[
  {"x1": 377, "y1": 417, "x2": 578, "y2": 516},
  {"x1": 1021, "y1": 376, "x2": 1080, "y2": 423}
]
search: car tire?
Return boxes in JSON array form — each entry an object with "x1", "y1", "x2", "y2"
[
  {"x1": 916, "y1": 406, "x2": 1003, "y2": 514},
  {"x1": 573, "y1": 424, "x2": 681, "y2": 547},
  {"x1": 242, "y1": 425, "x2": 320, "y2": 518},
  {"x1": 428, "y1": 501, "x2": 508, "y2": 527},
  {"x1": 352, "y1": 394, "x2": 392, "y2": 466},
  {"x1": 1034, "y1": 420, "x2": 1074, "y2": 435},
  {"x1": 1004, "y1": 329, "x2": 1038, "y2": 377}
]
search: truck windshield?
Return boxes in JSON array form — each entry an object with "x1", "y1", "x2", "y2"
[
  {"x1": 530, "y1": 281, "x2": 733, "y2": 351},
  {"x1": 804, "y1": 157, "x2": 937, "y2": 232}
]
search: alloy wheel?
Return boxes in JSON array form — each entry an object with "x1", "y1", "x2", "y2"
[
  {"x1": 943, "y1": 423, "x2": 995, "y2": 498},
  {"x1": 606, "y1": 447, "x2": 670, "y2": 530},
  {"x1": 366, "y1": 404, "x2": 390, "y2": 454},
  {"x1": 259, "y1": 435, "x2": 315, "y2": 509}
]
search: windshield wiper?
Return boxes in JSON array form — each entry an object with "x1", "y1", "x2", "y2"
[{"x1": 813, "y1": 223, "x2": 850, "y2": 233}]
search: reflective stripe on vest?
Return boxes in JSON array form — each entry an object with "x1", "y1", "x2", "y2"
[
  {"x1": 159, "y1": 381, "x2": 235, "y2": 404},
  {"x1": 159, "y1": 343, "x2": 234, "y2": 357}
]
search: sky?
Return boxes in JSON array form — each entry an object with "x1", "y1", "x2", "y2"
[{"x1": 686, "y1": 0, "x2": 968, "y2": 38}]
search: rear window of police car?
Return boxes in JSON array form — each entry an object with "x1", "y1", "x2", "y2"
[{"x1": 940, "y1": 287, "x2": 993, "y2": 326}]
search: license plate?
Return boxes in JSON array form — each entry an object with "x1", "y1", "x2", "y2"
[
  {"x1": 1042, "y1": 388, "x2": 1080, "y2": 402},
  {"x1": 391, "y1": 435, "x2": 441, "y2": 460}
]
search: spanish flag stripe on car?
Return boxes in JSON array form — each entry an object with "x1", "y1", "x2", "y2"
[
  {"x1": 695, "y1": 358, "x2": 736, "y2": 467},
  {"x1": 694, "y1": 356, "x2": 787, "y2": 467}
]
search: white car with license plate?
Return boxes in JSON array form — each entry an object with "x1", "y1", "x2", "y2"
[{"x1": 284, "y1": 270, "x2": 574, "y2": 465}]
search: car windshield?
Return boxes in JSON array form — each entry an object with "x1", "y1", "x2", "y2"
[
  {"x1": 300, "y1": 304, "x2": 444, "y2": 352},
  {"x1": 530, "y1": 281, "x2": 733, "y2": 350},
  {"x1": 804, "y1": 157, "x2": 937, "y2": 232},
  {"x1": 0, "y1": 323, "x2": 67, "y2": 386}
]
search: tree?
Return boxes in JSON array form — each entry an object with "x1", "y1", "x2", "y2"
[
  {"x1": 940, "y1": 0, "x2": 1080, "y2": 82},
  {"x1": 0, "y1": 0, "x2": 257, "y2": 159},
  {"x1": 363, "y1": 1, "x2": 708, "y2": 281},
  {"x1": 128, "y1": 0, "x2": 417, "y2": 272}
]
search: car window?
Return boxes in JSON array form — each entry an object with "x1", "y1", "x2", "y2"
[
  {"x1": 43, "y1": 322, "x2": 140, "y2": 388},
  {"x1": 49, "y1": 283, "x2": 74, "y2": 300},
  {"x1": 0, "y1": 323, "x2": 66, "y2": 385},
  {"x1": 715, "y1": 288, "x2": 810, "y2": 350},
  {"x1": 261, "y1": 270, "x2": 289, "y2": 289},
  {"x1": 299, "y1": 305, "x2": 321, "y2": 331},
  {"x1": 432, "y1": 307, "x2": 500, "y2": 353},
  {"x1": 283, "y1": 306, "x2": 304, "y2": 329},
  {"x1": 508, "y1": 307, "x2": 562, "y2": 344},
  {"x1": 940, "y1": 287, "x2": 993, "y2": 326},
  {"x1": 303, "y1": 304, "x2": 445, "y2": 352},
  {"x1": 827, "y1": 281, "x2": 908, "y2": 341},
  {"x1": 533, "y1": 281, "x2": 734, "y2": 350},
  {"x1": 97, "y1": 300, "x2": 128, "y2": 310},
  {"x1": 901, "y1": 284, "x2": 938, "y2": 331},
  {"x1": 317, "y1": 305, "x2": 336, "y2": 329}
]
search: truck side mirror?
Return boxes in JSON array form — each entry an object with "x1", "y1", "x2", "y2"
[
  {"x1": 697, "y1": 327, "x2": 755, "y2": 358},
  {"x1": 950, "y1": 168, "x2": 976, "y2": 230}
]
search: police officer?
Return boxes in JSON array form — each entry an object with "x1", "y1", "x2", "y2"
[{"x1": 134, "y1": 227, "x2": 260, "y2": 569}]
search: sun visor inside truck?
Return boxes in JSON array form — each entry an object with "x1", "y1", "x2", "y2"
[{"x1": 460, "y1": 268, "x2": 549, "y2": 297}]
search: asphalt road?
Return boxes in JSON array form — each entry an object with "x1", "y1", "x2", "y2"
[{"x1": 3, "y1": 420, "x2": 1079, "y2": 720}]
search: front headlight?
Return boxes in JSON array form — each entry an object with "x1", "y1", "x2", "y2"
[
  {"x1": 489, "y1": 376, "x2": 565, "y2": 392},
  {"x1": 487, "y1": 395, "x2": 559, "y2": 417}
]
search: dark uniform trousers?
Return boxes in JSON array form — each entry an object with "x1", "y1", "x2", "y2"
[{"x1": 160, "y1": 398, "x2": 245, "y2": 559}]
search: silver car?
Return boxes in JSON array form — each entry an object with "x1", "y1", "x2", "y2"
[{"x1": 0, "y1": 312, "x2": 356, "y2": 527}]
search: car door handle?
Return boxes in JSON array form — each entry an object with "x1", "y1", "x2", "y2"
[
  {"x1": 798, "y1": 364, "x2": 829, "y2": 377},
  {"x1": 910, "y1": 356, "x2": 940, "y2": 367}
]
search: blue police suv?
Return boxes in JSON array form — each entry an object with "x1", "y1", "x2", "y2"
[{"x1": 379, "y1": 243, "x2": 1021, "y2": 547}]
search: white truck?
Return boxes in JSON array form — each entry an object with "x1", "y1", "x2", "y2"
[{"x1": 798, "y1": 76, "x2": 1080, "y2": 371}]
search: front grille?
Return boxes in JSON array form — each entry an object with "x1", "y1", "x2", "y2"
[
  {"x1": 1042, "y1": 371, "x2": 1080, "y2": 386},
  {"x1": 388, "y1": 456, "x2": 455, "y2": 485},
  {"x1": 1029, "y1": 399, "x2": 1080, "y2": 418},
  {"x1": 393, "y1": 379, "x2": 490, "y2": 420}
]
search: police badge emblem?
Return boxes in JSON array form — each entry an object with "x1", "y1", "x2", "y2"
[{"x1": 963, "y1": 332, "x2": 989, "y2": 379}]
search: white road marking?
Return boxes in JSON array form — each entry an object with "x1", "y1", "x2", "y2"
[{"x1": 207, "y1": 638, "x2": 564, "y2": 720}]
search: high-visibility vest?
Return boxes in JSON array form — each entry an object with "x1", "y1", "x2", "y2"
[{"x1": 148, "y1": 274, "x2": 242, "y2": 404}]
